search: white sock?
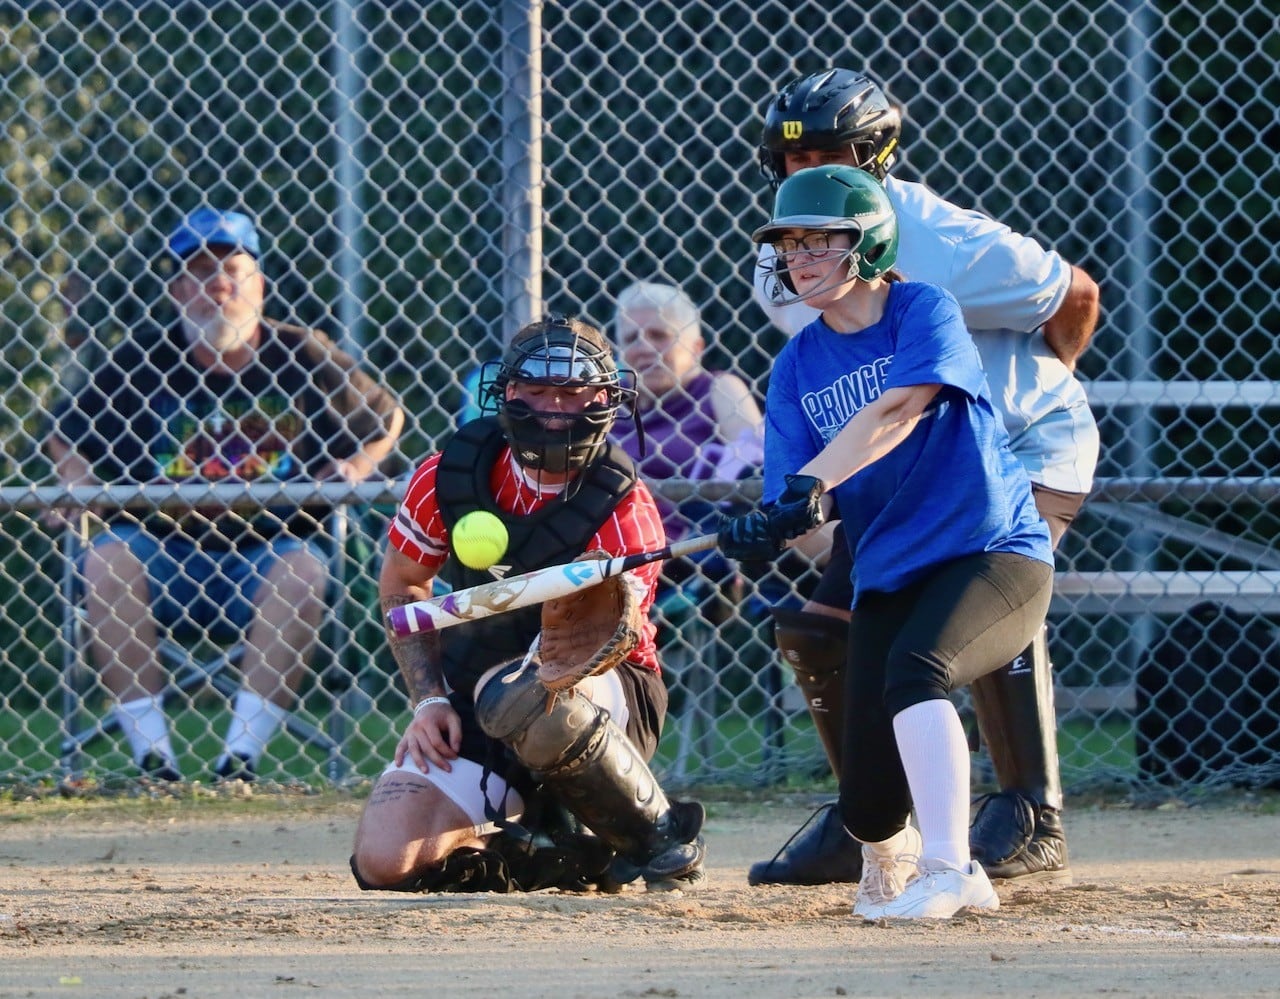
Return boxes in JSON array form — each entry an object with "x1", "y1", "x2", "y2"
[
  {"x1": 892, "y1": 699, "x2": 972, "y2": 869},
  {"x1": 114, "y1": 694, "x2": 176, "y2": 765},
  {"x1": 221, "y1": 689, "x2": 287, "y2": 764}
]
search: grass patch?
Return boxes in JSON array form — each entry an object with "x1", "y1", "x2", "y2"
[
  {"x1": 0, "y1": 783, "x2": 369, "y2": 823},
  {"x1": 0, "y1": 694, "x2": 1189, "y2": 804}
]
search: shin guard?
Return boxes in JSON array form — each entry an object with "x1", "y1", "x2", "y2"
[
  {"x1": 477, "y1": 667, "x2": 704, "y2": 884},
  {"x1": 538, "y1": 705, "x2": 705, "y2": 883},
  {"x1": 772, "y1": 607, "x2": 849, "y2": 780},
  {"x1": 969, "y1": 625, "x2": 1063, "y2": 810}
]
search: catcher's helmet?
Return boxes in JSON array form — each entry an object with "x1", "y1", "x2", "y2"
[
  {"x1": 482, "y1": 317, "x2": 635, "y2": 474},
  {"x1": 758, "y1": 69, "x2": 901, "y2": 187},
  {"x1": 752, "y1": 165, "x2": 899, "y2": 288}
]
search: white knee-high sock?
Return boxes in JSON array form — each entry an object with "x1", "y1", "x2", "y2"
[
  {"x1": 221, "y1": 689, "x2": 287, "y2": 764},
  {"x1": 114, "y1": 694, "x2": 176, "y2": 766},
  {"x1": 892, "y1": 699, "x2": 972, "y2": 869}
]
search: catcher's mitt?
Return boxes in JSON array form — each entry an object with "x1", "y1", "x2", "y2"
[{"x1": 536, "y1": 553, "x2": 644, "y2": 692}]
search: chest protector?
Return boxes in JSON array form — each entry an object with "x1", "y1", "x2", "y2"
[{"x1": 434, "y1": 418, "x2": 638, "y2": 694}]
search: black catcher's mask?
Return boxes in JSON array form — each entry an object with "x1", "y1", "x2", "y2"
[{"x1": 480, "y1": 317, "x2": 637, "y2": 475}]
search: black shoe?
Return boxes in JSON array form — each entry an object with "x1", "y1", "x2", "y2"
[
  {"x1": 139, "y1": 753, "x2": 183, "y2": 782},
  {"x1": 214, "y1": 752, "x2": 257, "y2": 782},
  {"x1": 606, "y1": 800, "x2": 707, "y2": 891},
  {"x1": 747, "y1": 801, "x2": 863, "y2": 886},
  {"x1": 641, "y1": 800, "x2": 707, "y2": 890},
  {"x1": 970, "y1": 790, "x2": 1072, "y2": 884}
]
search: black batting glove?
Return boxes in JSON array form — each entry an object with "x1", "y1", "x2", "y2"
[
  {"x1": 718, "y1": 474, "x2": 827, "y2": 561},
  {"x1": 769, "y1": 474, "x2": 827, "y2": 542},
  {"x1": 718, "y1": 509, "x2": 782, "y2": 561}
]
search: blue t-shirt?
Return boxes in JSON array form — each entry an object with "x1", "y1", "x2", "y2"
[{"x1": 763, "y1": 282, "x2": 1052, "y2": 606}]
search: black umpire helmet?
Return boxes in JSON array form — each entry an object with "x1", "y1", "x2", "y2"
[
  {"x1": 758, "y1": 69, "x2": 902, "y2": 188},
  {"x1": 480, "y1": 316, "x2": 636, "y2": 475}
]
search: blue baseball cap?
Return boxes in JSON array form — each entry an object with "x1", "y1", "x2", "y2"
[{"x1": 168, "y1": 208, "x2": 262, "y2": 261}]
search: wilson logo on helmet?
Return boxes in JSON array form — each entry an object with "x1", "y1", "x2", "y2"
[{"x1": 782, "y1": 120, "x2": 803, "y2": 140}]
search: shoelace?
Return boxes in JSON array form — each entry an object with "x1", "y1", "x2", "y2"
[
  {"x1": 760, "y1": 800, "x2": 837, "y2": 874},
  {"x1": 973, "y1": 791, "x2": 1037, "y2": 840},
  {"x1": 861, "y1": 845, "x2": 921, "y2": 903},
  {"x1": 901, "y1": 859, "x2": 968, "y2": 895}
]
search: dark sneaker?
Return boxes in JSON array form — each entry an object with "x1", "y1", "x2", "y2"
[
  {"x1": 970, "y1": 790, "x2": 1071, "y2": 884},
  {"x1": 645, "y1": 863, "x2": 707, "y2": 893},
  {"x1": 748, "y1": 801, "x2": 863, "y2": 886},
  {"x1": 603, "y1": 801, "x2": 706, "y2": 892},
  {"x1": 640, "y1": 800, "x2": 707, "y2": 891},
  {"x1": 139, "y1": 753, "x2": 182, "y2": 782},
  {"x1": 214, "y1": 752, "x2": 257, "y2": 783}
]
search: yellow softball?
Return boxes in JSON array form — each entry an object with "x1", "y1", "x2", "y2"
[{"x1": 451, "y1": 510, "x2": 509, "y2": 570}]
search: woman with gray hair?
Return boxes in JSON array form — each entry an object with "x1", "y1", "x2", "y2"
[{"x1": 610, "y1": 282, "x2": 763, "y2": 538}]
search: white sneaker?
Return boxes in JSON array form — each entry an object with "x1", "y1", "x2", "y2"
[
  {"x1": 852, "y1": 824, "x2": 923, "y2": 919},
  {"x1": 877, "y1": 858, "x2": 1000, "y2": 920}
]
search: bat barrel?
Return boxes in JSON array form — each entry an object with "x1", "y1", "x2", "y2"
[{"x1": 386, "y1": 533, "x2": 720, "y2": 638}]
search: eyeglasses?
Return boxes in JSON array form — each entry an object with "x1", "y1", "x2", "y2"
[{"x1": 772, "y1": 232, "x2": 842, "y2": 258}]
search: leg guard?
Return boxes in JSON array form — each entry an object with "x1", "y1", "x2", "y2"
[
  {"x1": 772, "y1": 607, "x2": 848, "y2": 780},
  {"x1": 968, "y1": 626, "x2": 1062, "y2": 809},
  {"x1": 744, "y1": 609, "x2": 859, "y2": 887},
  {"x1": 968, "y1": 627, "x2": 1071, "y2": 884},
  {"x1": 476, "y1": 665, "x2": 705, "y2": 887}
]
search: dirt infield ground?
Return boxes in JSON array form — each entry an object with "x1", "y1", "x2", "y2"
[{"x1": 2, "y1": 792, "x2": 1278, "y2": 998}]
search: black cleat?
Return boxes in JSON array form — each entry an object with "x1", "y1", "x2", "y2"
[
  {"x1": 748, "y1": 801, "x2": 863, "y2": 886},
  {"x1": 139, "y1": 753, "x2": 183, "y2": 782},
  {"x1": 970, "y1": 790, "x2": 1072, "y2": 884},
  {"x1": 607, "y1": 800, "x2": 708, "y2": 892},
  {"x1": 214, "y1": 752, "x2": 257, "y2": 783},
  {"x1": 641, "y1": 800, "x2": 707, "y2": 891}
]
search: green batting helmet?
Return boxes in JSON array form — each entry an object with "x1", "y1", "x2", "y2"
[{"x1": 752, "y1": 164, "x2": 899, "y2": 281}]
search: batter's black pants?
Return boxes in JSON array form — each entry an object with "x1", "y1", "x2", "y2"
[{"x1": 838, "y1": 551, "x2": 1054, "y2": 844}]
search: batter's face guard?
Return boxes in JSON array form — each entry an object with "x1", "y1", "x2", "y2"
[
  {"x1": 753, "y1": 165, "x2": 900, "y2": 303},
  {"x1": 758, "y1": 69, "x2": 902, "y2": 188},
  {"x1": 481, "y1": 317, "x2": 636, "y2": 474}
]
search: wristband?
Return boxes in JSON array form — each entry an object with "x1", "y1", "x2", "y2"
[{"x1": 413, "y1": 695, "x2": 451, "y2": 716}]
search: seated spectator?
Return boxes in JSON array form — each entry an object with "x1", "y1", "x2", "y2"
[
  {"x1": 610, "y1": 281, "x2": 764, "y2": 548},
  {"x1": 46, "y1": 207, "x2": 404, "y2": 782},
  {"x1": 607, "y1": 281, "x2": 774, "y2": 741}
]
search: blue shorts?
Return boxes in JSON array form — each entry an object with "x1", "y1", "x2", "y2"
[{"x1": 87, "y1": 525, "x2": 323, "y2": 640}]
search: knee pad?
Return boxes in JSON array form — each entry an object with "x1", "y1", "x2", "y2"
[{"x1": 474, "y1": 662, "x2": 605, "y2": 773}]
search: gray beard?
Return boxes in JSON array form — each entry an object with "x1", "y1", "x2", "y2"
[{"x1": 180, "y1": 313, "x2": 255, "y2": 355}]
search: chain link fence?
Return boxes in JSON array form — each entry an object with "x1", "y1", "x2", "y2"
[{"x1": 2, "y1": 1, "x2": 1278, "y2": 791}]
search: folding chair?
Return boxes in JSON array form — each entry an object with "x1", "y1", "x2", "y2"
[{"x1": 57, "y1": 504, "x2": 368, "y2": 783}]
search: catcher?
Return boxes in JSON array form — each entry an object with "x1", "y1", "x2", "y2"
[{"x1": 350, "y1": 317, "x2": 706, "y2": 894}]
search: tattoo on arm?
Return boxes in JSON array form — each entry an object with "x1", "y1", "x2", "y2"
[{"x1": 381, "y1": 594, "x2": 444, "y2": 703}]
